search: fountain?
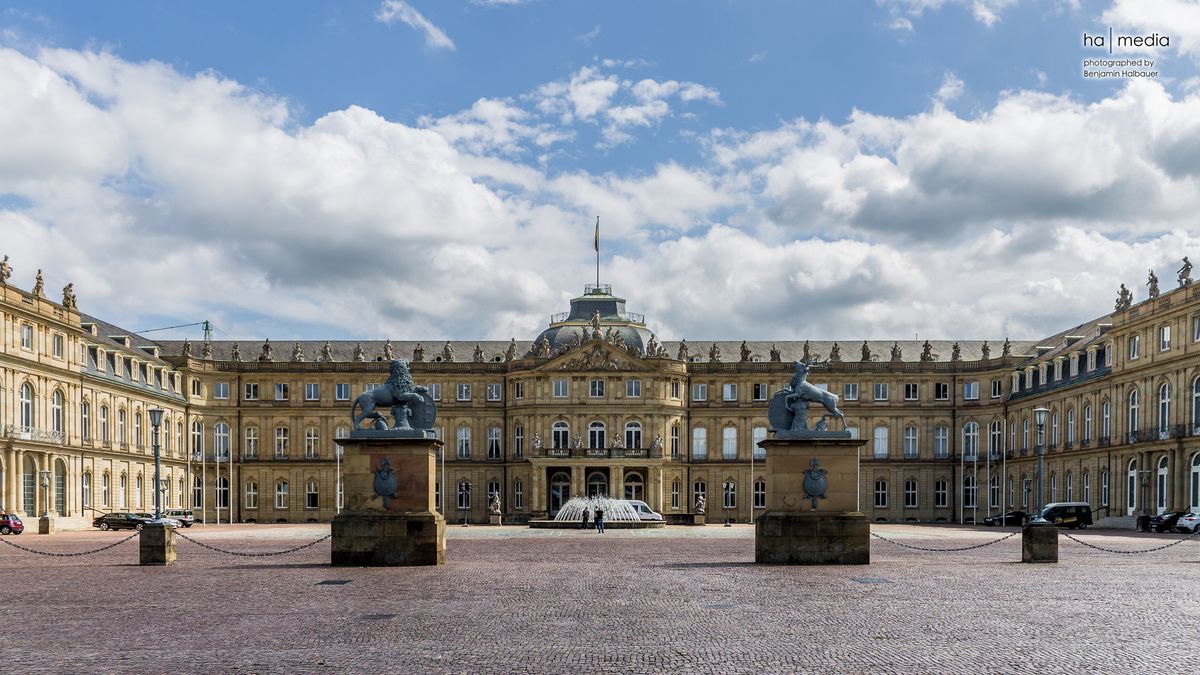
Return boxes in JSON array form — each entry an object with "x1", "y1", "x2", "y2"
[{"x1": 528, "y1": 495, "x2": 666, "y2": 529}]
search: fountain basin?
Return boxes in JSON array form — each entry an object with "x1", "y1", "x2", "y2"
[{"x1": 528, "y1": 519, "x2": 665, "y2": 529}]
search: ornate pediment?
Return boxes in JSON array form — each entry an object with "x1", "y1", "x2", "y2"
[{"x1": 543, "y1": 340, "x2": 648, "y2": 372}]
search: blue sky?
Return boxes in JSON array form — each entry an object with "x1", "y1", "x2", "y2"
[{"x1": 1, "y1": 0, "x2": 1199, "y2": 345}]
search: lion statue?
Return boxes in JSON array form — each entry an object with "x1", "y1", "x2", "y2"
[{"x1": 351, "y1": 360, "x2": 435, "y2": 430}]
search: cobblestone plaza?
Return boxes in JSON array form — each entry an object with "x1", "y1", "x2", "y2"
[{"x1": 3, "y1": 523, "x2": 1197, "y2": 673}]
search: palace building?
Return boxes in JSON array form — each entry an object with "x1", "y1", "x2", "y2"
[{"x1": 2, "y1": 261, "x2": 1199, "y2": 530}]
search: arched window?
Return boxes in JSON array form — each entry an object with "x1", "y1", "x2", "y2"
[
  {"x1": 487, "y1": 426, "x2": 502, "y2": 459},
  {"x1": 624, "y1": 421, "x2": 643, "y2": 450},
  {"x1": 588, "y1": 421, "x2": 606, "y2": 449},
  {"x1": 586, "y1": 471, "x2": 607, "y2": 497},
  {"x1": 214, "y1": 422, "x2": 231, "y2": 460},
  {"x1": 245, "y1": 481, "x2": 258, "y2": 508},
  {"x1": 244, "y1": 426, "x2": 259, "y2": 459},
  {"x1": 1157, "y1": 455, "x2": 1169, "y2": 514},
  {"x1": 873, "y1": 427, "x2": 889, "y2": 459},
  {"x1": 989, "y1": 420, "x2": 1003, "y2": 457},
  {"x1": 903, "y1": 426, "x2": 918, "y2": 459},
  {"x1": 624, "y1": 473, "x2": 644, "y2": 501},
  {"x1": 274, "y1": 426, "x2": 288, "y2": 459},
  {"x1": 192, "y1": 421, "x2": 204, "y2": 457},
  {"x1": 1158, "y1": 383, "x2": 1171, "y2": 436},
  {"x1": 456, "y1": 426, "x2": 471, "y2": 459},
  {"x1": 962, "y1": 422, "x2": 979, "y2": 459},
  {"x1": 551, "y1": 421, "x2": 569, "y2": 449},
  {"x1": 305, "y1": 426, "x2": 320, "y2": 459},
  {"x1": 723, "y1": 480, "x2": 736, "y2": 509},
  {"x1": 51, "y1": 390, "x2": 64, "y2": 435},
  {"x1": 306, "y1": 479, "x2": 319, "y2": 509},
  {"x1": 964, "y1": 475, "x2": 976, "y2": 508},
  {"x1": 19, "y1": 382, "x2": 34, "y2": 431},
  {"x1": 81, "y1": 401, "x2": 91, "y2": 441},
  {"x1": 1128, "y1": 388, "x2": 1140, "y2": 437},
  {"x1": 275, "y1": 481, "x2": 289, "y2": 509},
  {"x1": 753, "y1": 478, "x2": 766, "y2": 509},
  {"x1": 1083, "y1": 404, "x2": 1093, "y2": 441},
  {"x1": 874, "y1": 479, "x2": 888, "y2": 508},
  {"x1": 722, "y1": 427, "x2": 737, "y2": 460},
  {"x1": 1126, "y1": 459, "x2": 1137, "y2": 516},
  {"x1": 692, "y1": 427, "x2": 707, "y2": 460},
  {"x1": 457, "y1": 480, "x2": 471, "y2": 509}
]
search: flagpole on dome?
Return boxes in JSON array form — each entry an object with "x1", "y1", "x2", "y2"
[{"x1": 594, "y1": 215, "x2": 600, "y2": 288}]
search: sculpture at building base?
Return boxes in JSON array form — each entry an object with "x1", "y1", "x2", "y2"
[
  {"x1": 694, "y1": 494, "x2": 707, "y2": 515},
  {"x1": 488, "y1": 492, "x2": 502, "y2": 515},
  {"x1": 350, "y1": 360, "x2": 437, "y2": 436}
]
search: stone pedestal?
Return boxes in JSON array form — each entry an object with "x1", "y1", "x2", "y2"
[
  {"x1": 37, "y1": 515, "x2": 56, "y2": 535},
  {"x1": 1022, "y1": 523, "x2": 1059, "y2": 563},
  {"x1": 692, "y1": 514, "x2": 706, "y2": 525},
  {"x1": 331, "y1": 435, "x2": 446, "y2": 567},
  {"x1": 139, "y1": 522, "x2": 177, "y2": 565},
  {"x1": 755, "y1": 436, "x2": 869, "y2": 565},
  {"x1": 489, "y1": 513, "x2": 503, "y2": 526}
]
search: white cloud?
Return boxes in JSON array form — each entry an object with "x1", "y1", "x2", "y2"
[
  {"x1": 1103, "y1": 0, "x2": 1200, "y2": 58},
  {"x1": 879, "y1": 0, "x2": 1021, "y2": 27},
  {"x1": 575, "y1": 25, "x2": 601, "y2": 44},
  {"x1": 375, "y1": 0, "x2": 456, "y2": 51},
  {"x1": 934, "y1": 71, "x2": 964, "y2": 104},
  {"x1": 749, "y1": 51, "x2": 767, "y2": 63}
]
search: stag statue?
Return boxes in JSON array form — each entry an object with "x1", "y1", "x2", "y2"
[{"x1": 767, "y1": 361, "x2": 847, "y2": 436}]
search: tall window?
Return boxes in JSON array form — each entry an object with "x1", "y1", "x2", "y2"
[
  {"x1": 1126, "y1": 460, "x2": 1138, "y2": 516},
  {"x1": 934, "y1": 426, "x2": 949, "y2": 459},
  {"x1": 214, "y1": 422, "x2": 231, "y2": 460},
  {"x1": 552, "y1": 421, "x2": 569, "y2": 449},
  {"x1": 1193, "y1": 377, "x2": 1200, "y2": 433},
  {"x1": 753, "y1": 426, "x2": 767, "y2": 460},
  {"x1": 989, "y1": 421, "x2": 1002, "y2": 457},
  {"x1": 672, "y1": 480, "x2": 680, "y2": 509},
  {"x1": 51, "y1": 390, "x2": 64, "y2": 435},
  {"x1": 487, "y1": 427, "x2": 502, "y2": 459},
  {"x1": 274, "y1": 426, "x2": 289, "y2": 459},
  {"x1": 81, "y1": 401, "x2": 91, "y2": 440},
  {"x1": 305, "y1": 426, "x2": 320, "y2": 459},
  {"x1": 192, "y1": 476, "x2": 202, "y2": 509},
  {"x1": 244, "y1": 426, "x2": 259, "y2": 459},
  {"x1": 753, "y1": 478, "x2": 765, "y2": 509},
  {"x1": 1158, "y1": 383, "x2": 1171, "y2": 435},
  {"x1": 903, "y1": 426, "x2": 918, "y2": 459},
  {"x1": 904, "y1": 480, "x2": 918, "y2": 508},
  {"x1": 723, "y1": 480, "x2": 736, "y2": 509},
  {"x1": 457, "y1": 481, "x2": 471, "y2": 509},
  {"x1": 82, "y1": 472, "x2": 91, "y2": 507},
  {"x1": 216, "y1": 476, "x2": 230, "y2": 509},
  {"x1": 1083, "y1": 471, "x2": 1091, "y2": 506},
  {"x1": 1050, "y1": 413, "x2": 1059, "y2": 446},
  {"x1": 134, "y1": 411, "x2": 143, "y2": 447},
  {"x1": 625, "y1": 421, "x2": 642, "y2": 449},
  {"x1": 964, "y1": 475, "x2": 976, "y2": 508},
  {"x1": 306, "y1": 480, "x2": 319, "y2": 509},
  {"x1": 100, "y1": 405, "x2": 110, "y2": 442},
  {"x1": 873, "y1": 427, "x2": 888, "y2": 459},
  {"x1": 19, "y1": 383, "x2": 34, "y2": 431},
  {"x1": 1156, "y1": 456, "x2": 1168, "y2": 514},
  {"x1": 934, "y1": 480, "x2": 947, "y2": 508},
  {"x1": 588, "y1": 422, "x2": 606, "y2": 449},
  {"x1": 1128, "y1": 388, "x2": 1141, "y2": 437},
  {"x1": 1102, "y1": 401, "x2": 1112, "y2": 438},
  {"x1": 118, "y1": 409, "x2": 127, "y2": 445},
  {"x1": 874, "y1": 480, "x2": 888, "y2": 508},
  {"x1": 671, "y1": 425, "x2": 680, "y2": 459},
  {"x1": 457, "y1": 426, "x2": 471, "y2": 459},
  {"x1": 514, "y1": 479, "x2": 523, "y2": 510},
  {"x1": 275, "y1": 481, "x2": 289, "y2": 509},
  {"x1": 1066, "y1": 409, "x2": 1076, "y2": 444},
  {"x1": 692, "y1": 427, "x2": 707, "y2": 460},
  {"x1": 722, "y1": 427, "x2": 737, "y2": 460},
  {"x1": 962, "y1": 422, "x2": 979, "y2": 460},
  {"x1": 514, "y1": 425, "x2": 524, "y2": 459},
  {"x1": 989, "y1": 474, "x2": 1000, "y2": 507},
  {"x1": 1191, "y1": 454, "x2": 1200, "y2": 509},
  {"x1": 191, "y1": 421, "x2": 204, "y2": 457},
  {"x1": 1066, "y1": 471, "x2": 1074, "y2": 501},
  {"x1": 245, "y1": 481, "x2": 258, "y2": 508},
  {"x1": 1101, "y1": 469, "x2": 1110, "y2": 506}
]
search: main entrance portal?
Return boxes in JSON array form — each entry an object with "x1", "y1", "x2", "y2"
[{"x1": 549, "y1": 471, "x2": 571, "y2": 515}]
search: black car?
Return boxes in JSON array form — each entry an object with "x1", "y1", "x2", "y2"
[
  {"x1": 1148, "y1": 511, "x2": 1187, "y2": 533},
  {"x1": 983, "y1": 510, "x2": 1027, "y2": 526},
  {"x1": 92, "y1": 512, "x2": 151, "y2": 531}
]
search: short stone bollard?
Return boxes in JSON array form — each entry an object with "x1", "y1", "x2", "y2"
[
  {"x1": 1021, "y1": 522, "x2": 1058, "y2": 563},
  {"x1": 139, "y1": 522, "x2": 177, "y2": 565}
]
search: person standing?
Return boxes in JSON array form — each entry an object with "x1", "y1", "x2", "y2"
[
  {"x1": 594, "y1": 506, "x2": 605, "y2": 534},
  {"x1": 580, "y1": 507, "x2": 591, "y2": 530}
]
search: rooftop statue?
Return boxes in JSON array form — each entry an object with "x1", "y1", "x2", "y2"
[
  {"x1": 350, "y1": 360, "x2": 437, "y2": 436},
  {"x1": 1002, "y1": 337, "x2": 1012, "y2": 357},
  {"x1": 504, "y1": 338, "x2": 517, "y2": 361},
  {"x1": 739, "y1": 341, "x2": 751, "y2": 362},
  {"x1": 677, "y1": 339, "x2": 689, "y2": 361},
  {"x1": 860, "y1": 341, "x2": 871, "y2": 362},
  {"x1": 473, "y1": 344, "x2": 485, "y2": 362},
  {"x1": 981, "y1": 341, "x2": 990, "y2": 360},
  {"x1": 230, "y1": 342, "x2": 242, "y2": 362},
  {"x1": 181, "y1": 338, "x2": 192, "y2": 357},
  {"x1": 1115, "y1": 283, "x2": 1133, "y2": 311},
  {"x1": 440, "y1": 341, "x2": 455, "y2": 362},
  {"x1": 645, "y1": 334, "x2": 659, "y2": 357},
  {"x1": 829, "y1": 342, "x2": 841, "y2": 362},
  {"x1": 890, "y1": 342, "x2": 902, "y2": 362},
  {"x1": 802, "y1": 340, "x2": 811, "y2": 362},
  {"x1": 709, "y1": 342, "x2": 721, "y2": 362},
  {"x1": 61, "y1": 282, "x2": 77, "y2": 310},
  {"x1": 319, "y1": 341, "x2": 334, "y2": 362},
  {"x1": 951, "y1": 342, "x2": 962, "y2": 362},
  {"x1": 770, "y1": 344, "x2": 781, "y2": 362},
  {"x1": 767, "y1": 361, "x2": 848, "y2": 437},
  {"x1": 0, "y1": 255, "x2": 10, "y2": 285},
  {"x1": 591, "y1": 310, "x2": 602, "y2": 339},
  {"x1": 1179, "y1": 257, "x2": 1193, "y2": 287},
  {"x1": 412, "y1": 342, "x2": 425, "y2": 362},
  {"x1": 352, "y1": 342, "x2": 365, "y2": 362},
  {"x1": 1147, "y1": 270, "x2": 1160, "y2": 299},
  {"x1": 920, "y1": 340, "x2": 933, "y2": 362},
  {"x1": 535, "y1": 335, "x2": 551, "y2": 357},
  {"x1": 383, "y1": 339, "x2": 395, "y2": 361},
  {"x1": 291, "y1": 342, "x2": 305, "y2": 362},
  {"x1": 32, "y1": 269, "x2": 45, "y2": 298},
  {"x1": 260, "y1": 339, "x2": 275, "y2": 362},
  {"x1": 201, "y1": 341, "x2": 213, "y2": 360}
]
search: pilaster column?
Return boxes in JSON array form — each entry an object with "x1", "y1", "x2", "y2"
[
  {"x1": 611, "y1": 465, "x2": 623, "y2": 499},
  {"x1": 14, "y1": 449, "x2": 25, "y2": 516},
  {"x1": 648, "y1": 466, "x2": 662, "y2": 511},
  {"x1": 571, "y1": 465, "x2": 583, "y2": 499},
  {"x1": 3, "y1": 449, "x2": 14, "y2": 511}
]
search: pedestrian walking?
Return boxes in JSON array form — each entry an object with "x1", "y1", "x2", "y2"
[
  {"x1": 594, "y1": 506, "x2": 605, "y2": 534},
  {"x1": 581, "y1": 507, "x2": 591, "y2": 529}
]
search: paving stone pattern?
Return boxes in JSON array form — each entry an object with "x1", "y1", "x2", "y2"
[{"x1": 2, "y1": 524, "x2": 1197, "y2": 673}]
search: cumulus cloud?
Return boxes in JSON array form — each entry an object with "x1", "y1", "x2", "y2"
[
  {"x1": 375, "y1": 0, "x2": 456, "y2": 51},
  {"x1": 1103, "y1": 0, "x2": 1200, "y2": 59},
  {"x1": 879, "y1": 0, "x2": 1021, "y2": 27}
]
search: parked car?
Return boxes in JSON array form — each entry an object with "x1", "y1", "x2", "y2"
[
  {"x1": 163, "y1": 509, "x2": 195, "y2": 527},
  {"x1": 135, "y1": 512, "x2": 182, "y2": 528},
  {"x1": 983, "y1": 510, "x2": 1027, "y2": 526},
  {"x1": 1032, "y1": 502, "x2": 1093, "y2": 529},
  {"x1": 622, "y1": 500, "x2": 664, "y2": 521},
  {"x1": 92, "y1": 512, "x2": 151, "y2": 531},
  {"x1": 0, "y1": 512, "x2": 24, "y2": 535},
  {"x1": 1175, "y1": 513, "x2": 1200, "y2": 533},
  {"x1": 1148, "y1": 511, "x2": 1188, "y2": 533}
]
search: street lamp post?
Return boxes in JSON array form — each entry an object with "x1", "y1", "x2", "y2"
[
  {"x1": 149, "y1": 408, "x2": 164, "y2": 520},
  {"x1": 1033, "y1": 407, "x2": 1049, "y2": 515}
]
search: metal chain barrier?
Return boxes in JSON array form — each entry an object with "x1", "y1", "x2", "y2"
[
  {"x1": 174, "y1": 529, "x2": 331, "y2": 557},
  {"x1": 870, "y1": 530, "x2": 1019, "y2": 552},
  {"x1": 0, "y1": 532, "x2": 139, "y2": 557},
  {"x1": 1060, "y1": 527, "x2": 1200, "y2": 555}
]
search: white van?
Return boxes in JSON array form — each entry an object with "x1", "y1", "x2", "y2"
[{"x1": 623, "y1": 500, "x2": 664, "y2": 521}]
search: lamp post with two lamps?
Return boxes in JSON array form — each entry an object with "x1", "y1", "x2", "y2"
[
  {"x1": 140, "y1": 407, "x2": 177, "y2": 565},
  {"x1": 148, "y1": 408, "x2": 165, "y2": 521}
]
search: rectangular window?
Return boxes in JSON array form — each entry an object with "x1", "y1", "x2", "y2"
[
  {"x1": 21, "y1": 323, "x2": 33, "y2": 349},
  {"x1": 692, "y1": 427, "x2": 707, "y2": 460},
  {"x1": 753, "y1": 480, "x2": 765, "y2": 509},
  {"x1": 672, "y1": 482, "x2": 680, "y2": 510},
  {"x1": 722, "y1": 383, "x2": 737, "y2": 402},
  {"x1": 514, "y1": 481, "x2": 523, "y2": 510},
  {"x1": 873, "y1": 383, "x2": 888, "y2": 401},
  {"x1": 934, "y1": 427, "x2": 949, "y2": 459},
  {"x1": 934, "y1": 382, "x2": 949, "y2": 400},
  {"x1": 306, "y1": 482, "x2": 319, "y2": 509},
  {"x1": 428, "y1": 383, "x2": 441, "y2": 401},
  {"x1": 1070, "y1": 356, "x2": 1079, "y2": 377},
  {"x1": 305, "y1": 383, "x2": 320, "y2": 401},
  {"x1": 874, "y1": 481, "x2": 887, "y2": 508},
  {"x1": 722, "y1": 427, "x2": 737, "y2": 460},
  {"x1": 457, "y1": 384, "x2": 472, "y2": 401},
  {"x1": 335, "y1": 383, "x2": 350, "y2": 401},
  {"x1": 486, "y1": 383, "x2": 502, "y2": 401},
  {"x1": 904, "y1": 481, "x2": 917, "y2": 508},
  {"x1": 752, "y1": 383, "x2": 768, "y2": 401},
  {"x1": 934, "y1": 480, "x2": 947, "y2": 508},
  {"x1": 487, "y1": 427, "x2": 501, "y2": 459},
  {"x1": 692, "y1": 383, "x2": 708, "y2": 402},
  {"x1": 873, "y1": 427, "x2": 888, "y2": 459},
  {"x1": 1054, "y1": 360, "x2": 1063, "y2": 381},
  {"x1": 671, "y1": 380, "x2": 680, "y2": 399},
  {"x1": 1194, "y1": 316, "x2": 1200, "y2": 342},
  {"x1": 274, "y1": 383, "x2": 289, "y2": 401},
  {"x1": 191, "y1": 379, "x2": 202, "y2": 397},
  {"x1": 514, "y1": 382, "x2": 524, "y2": 399},
  {"x1": 214, "y1": 382, "x2": 230, "y2": 400},
  {"x1": 53, "y1": 333, "x2": 64, "y2": 358},
  {"x1": 964, "y1": 382, "x2": 979, "y2": 400},
  {"x1": 1159, "y1": 325, "x2": 1171, "y2": 352},
  {"x1": 991, "y1": 379, "x2": 1002, "y2": 399},
  {"x1": 1128, "y1": 334, "x2": 1140, "y2": 360},
  {"x1": 904, "y1": 383, "x2": 918, "y2": 401},
  {"x1": 245, "y1": 483, "x2": 258, "y2": 509},
  {"x1": 626, "y1": 379, "x2": 642, "y2": 398},
  {"x1": 589, "y1": 379, "x2": 605, "y2": 397},
  {"x1": 843, "y1": 383, "x2": 859, "y2": 401},
  {"x1": 553, "y1": 379, "x2": 569, "y2": 398}
]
